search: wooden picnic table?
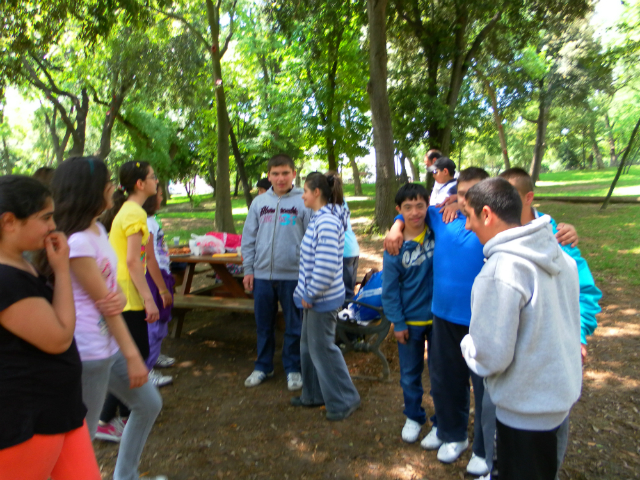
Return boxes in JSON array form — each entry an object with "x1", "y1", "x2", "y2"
[
  {"x1": 171, "y1": 254, "x2": 248, "y2": 298},
  {"x1": 169, "y1": 253, "x2": 255, "y2": 338}
]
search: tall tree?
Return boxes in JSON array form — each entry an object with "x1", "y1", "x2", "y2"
[{"x1": 368, "y1": 0, "x2": 397, "y2": 230}]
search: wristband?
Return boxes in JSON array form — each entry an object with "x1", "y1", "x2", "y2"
[{"x1": 159, "y1": 289, "x2": 169, "y2": 295}]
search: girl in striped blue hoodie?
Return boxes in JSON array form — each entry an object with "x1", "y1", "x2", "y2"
[{"x1": 292, "y1": 172, "x2": 360, "y2": 421}]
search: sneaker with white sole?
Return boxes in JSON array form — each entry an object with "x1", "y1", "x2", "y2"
[
  {"x1": 437, "y1": 438, "x2": 469, "y2": 463},
  {"x1": 420, "y1": 426, "x2": 443, "y2": 450},
  {"x1": 155, "y1": 353, "x2": 175, "y2": 368},
  {"x1": 95, "y1": 417, "x2": 126, "y2": 442},
  {"x1": 475, "y1": 475, "x2": 490, "y2": 480},
  {"x1": 401, "y1": 418, "x2": 422, "y2": 443},
  {"x1": 140, "y1": 476, "x2": 168, "y2": 480},
  {"x1": 244, "y1": 370, "x2": 274, "y2": 387},
  {"x1": 467, "y1": 453, "x2": 489, "y2": 476},
  {"x1": 149, "y1": 369, "x2": 173, "y2": 387},
  {"x1": 287, "y1": 372, "x2": 303, "y2": 391}
]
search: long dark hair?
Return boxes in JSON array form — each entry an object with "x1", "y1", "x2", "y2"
[
  {"x1": 100, "y1": 160, "x2": 151, "y2": 231},
  {"x1": 51, "y1": 157, "x2": 111, "y2": 237},
  {"x1": 305, "y1": 171, "x2": 344, "y2": 206},
  {"x1": 142, "y1": 186, "x2": 161, "y2": 217},
  {"x1": 0, "y1": 175, "x2": 52, "y2": 225}
]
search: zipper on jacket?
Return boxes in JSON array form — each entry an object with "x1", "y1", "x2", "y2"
[{"x1": 269, "y1": 194, "x2": 283, "y2": 280}]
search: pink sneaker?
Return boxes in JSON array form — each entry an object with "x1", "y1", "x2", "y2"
[{"x1": 95, "y1": 417, "x2": 126, "y2": 443}]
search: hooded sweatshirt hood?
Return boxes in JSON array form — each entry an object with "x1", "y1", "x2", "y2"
[{"x1": 483, "y1": 215, "x2": 562, "y2": 276}]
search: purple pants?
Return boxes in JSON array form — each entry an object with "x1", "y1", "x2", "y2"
[{"x1": 145, "y1": 269, "x2": 175, "y2": 370}]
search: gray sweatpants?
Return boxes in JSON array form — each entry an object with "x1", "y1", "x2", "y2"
[
  {"x1": 82, "y1": 350, "x2": 162, "y2": 480},
  {"x1": 300, "y1": 308, "x2": 360, "y2": 414},
  {"x1": 481, "y1": 389, "x2": 570, "y2": 479}
]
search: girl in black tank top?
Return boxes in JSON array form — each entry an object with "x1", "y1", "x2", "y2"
[{"x1": 0, "y1": 175, "x2": 100, "y2": 480}]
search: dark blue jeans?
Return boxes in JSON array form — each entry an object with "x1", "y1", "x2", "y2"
[
  {"x1": 430, "y1": 315, "x2": 485, "y2": 458},
  {"x1": 397, "y1": 324, "x2": 433, "y2": 425},
  {"x1": 253, "y1": 279, "x2": 302, "y2": 375}
]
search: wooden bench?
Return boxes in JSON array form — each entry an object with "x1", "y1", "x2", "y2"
[
  {"x1": 171, "y1": 294, "x2": 255, "y2": 338},
  {"x1": 171, "y1": 294, "x2": 283, "y2": 338},
  {"x1": 335, "y1": 300, "x2": 391, "y2": 381}
]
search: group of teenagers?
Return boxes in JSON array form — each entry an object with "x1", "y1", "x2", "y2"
[
  {"x1": 0, "y1": 149, "x2": 601, "y2": 480},
  {"x1": 239, "y1": 152, "x2": 602, "y2": 480},
  {"x1": 0, "y1": 157, "x2": 177, "y2": 480}
]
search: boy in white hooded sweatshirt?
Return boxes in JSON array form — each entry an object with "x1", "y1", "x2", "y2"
[{"x1": 459, "y1": 178, "x2": 581, "y2": 480}]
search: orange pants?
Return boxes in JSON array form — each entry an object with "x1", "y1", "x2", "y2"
[{"x1": 0, "y1": 421, "x2": 100, "y2": 480}]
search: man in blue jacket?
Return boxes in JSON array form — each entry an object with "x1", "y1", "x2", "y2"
[{"x1": 382, "y1": 183, "x2": 435, "y2": 445}]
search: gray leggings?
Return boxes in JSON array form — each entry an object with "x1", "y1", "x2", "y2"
[{"x1": 82, "y1": 350, "x2": 162, "y2": 480}]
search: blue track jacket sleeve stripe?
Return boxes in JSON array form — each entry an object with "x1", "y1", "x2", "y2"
[{"x1": 382, "y1": 251, "x2": 407, "y2": 330}]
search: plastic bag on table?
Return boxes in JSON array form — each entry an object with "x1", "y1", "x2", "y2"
[
  {"x1": 190, "y1": 234, "x2": 225, "y2": 255},
  {"x1": 205, "y1": 231, "x2": 242, "y2": 252}
]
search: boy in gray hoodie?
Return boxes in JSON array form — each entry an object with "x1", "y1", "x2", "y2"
[
  {"x1": 241, "y1": 154, "x2": 311, "y2": 390},
  {"x1": 460, "y1": 178, "x2": 581, "y2": 480}
]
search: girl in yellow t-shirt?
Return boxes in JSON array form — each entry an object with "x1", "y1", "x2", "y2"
[{"x1": 98, "y1": 161, "x2": 161, "y2": 440}]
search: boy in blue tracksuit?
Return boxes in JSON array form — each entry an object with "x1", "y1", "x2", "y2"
[{"x1": 382, "y1": 184, "x2": 435, "y2": 444}]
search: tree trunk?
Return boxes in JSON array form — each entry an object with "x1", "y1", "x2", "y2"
[
  {"x1": 97, "y1": 82, "x2": 129, "y2": 160},
  {"x1": 529, "y1": 81, "x2": 550, "y2": 185},
  {"x1": 476, "y1": 68, "x2": 510, "y2": 170},
  {"x1": 349, "y1": 157, "x2": 363, "y2": 195},
  {"x1": 604, "y1": 113, "x2": 618, "y2": 167},
  {"x1": 206, "y1": 0, "x2": 235, "y2": 233},
  {"x1": 295, "y1": 157, "x2": 304, "y2": 188},
  {"x1": 439, "y1": 10, "x2": 502, "y2": 154},
  {"x1": 229, "y1": 122, "x2": 254, "y2": 207},
  {"x1": 602, "y1": 116, "x2": 640, "y2": 210},
  {"x1": 409, "y1": 158, "x2": 420, "y2": 183},
  {"x1": 399, "y1": 153, "x2": 409, "y2": 184},
  {"x1": 589, "y1": 123, "x2": 604, "y2": 169},
  {"x1": 208, "y1": 155, "x2": 216, "y2": 195},
  {"x1": 68, "y1": 88, "x2": 89, "y2": 157},
  {"x1": 367, "y1": 0, "x2": 397, "y2": 231}
]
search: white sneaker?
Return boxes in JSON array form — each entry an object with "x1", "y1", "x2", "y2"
[
  {"x1": 467, "y1": 453, "x2": 489, "y2": 476},
  {"x1": 420, "y1": 426, "x2": 443, "y2": 450},
  {"x1": 437, "y1": 438, "x2": 469, "y2": 463},
  {"x1": 401, "y1": 418, "x2": 422, "y2": 443},
  {"x1": 475, "y1": 475, "x2": 490, "y2": 480},
  {"x1": 287, "y1": 372, "x2": 303, "y2": 391},
  {"x1": 140, "y1": 476, "x2": 168, "y2": 480},
  {"x1": 155, "y1": 353, "x2": 175, "y2": 368},
  {"x1": 244, "y1": 370, "x2": 274, "y2": 387},
  {"x1": 149, "y1": 369, "x2": 173, "y2": 387}
]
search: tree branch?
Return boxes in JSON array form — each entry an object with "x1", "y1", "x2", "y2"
[
  {"x1": 28, "y1": 53, "x2": 79, "y2": 107},
  {"x1": 150, "y1": 6, "x2": 210, "y2": 49},
  {"x1": 220, "y1": 0, "x2": 238, "y2": 59}
]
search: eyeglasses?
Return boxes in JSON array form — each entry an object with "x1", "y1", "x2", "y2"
[{"x1": 146, "y1": 174, "x2": 158, "y2": 181}]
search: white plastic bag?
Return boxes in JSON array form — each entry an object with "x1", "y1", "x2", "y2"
[{"x1": 190, "y1": 234, "x2": 225, "y2": 255}]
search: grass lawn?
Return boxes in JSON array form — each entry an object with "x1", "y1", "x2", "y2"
[{"x1": 535, "y1": 165, "x2": 640, "y2": 197}]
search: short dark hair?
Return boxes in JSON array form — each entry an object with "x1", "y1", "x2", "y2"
[
  {"x1": 433, "y1": 157, "x2": 456, "y2": 176},
  {"x1": 426, "y1": 150, "x2": 442, "y2": 161},
  {"x1": 256, "y1": 178, "x2": 272, "y2": 190},
  {"x1": 499, "y1": 167, "x2": 534, "y2": 196},
  {"x1": 267, "y1": 154, "x2": 295, "y2": 172},
  {"x1": 465, "y1": 178, "x2": 522, "y2": 226},
  {"x1": 458, "y1": 167, "x2": 490, "y2": 184},
  {"x1": 395, "y1": 183, "x2": 429, "y2": 207}
]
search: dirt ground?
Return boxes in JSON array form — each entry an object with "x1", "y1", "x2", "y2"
[{"x1": 94, "y1": 222, "x2": 640, "y2": 480}]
